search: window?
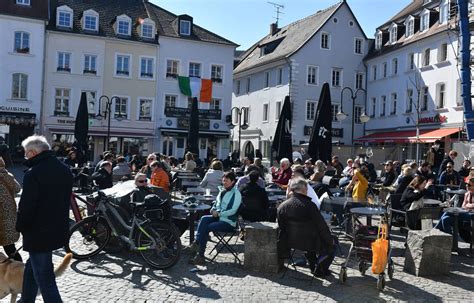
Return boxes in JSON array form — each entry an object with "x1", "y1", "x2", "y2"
[
  {"x1": 14, "y1": 31, "x2": 30, "y2": 53},
  {"x1": 408, "y1": 53, "x2": 415, "y2": 70},
  {"x1": 380, "y1": 95, "x2": 386, "y2": 116},
  {"x1": 116, "y1": 55, "x2": 130, "y2": 76},
  {"x1": 58, "y1": 11, "x2": 72, "y2": 28},
  {"x1": 236, "y1": 80, "x2": 241, "y2": 94},
  {"x1": 306, "y1": 101, "x2": 317, "y2": 120},
  {"x1": 139, "y1": 98, "x2": 152, "y2": 121},
  {"x1": 84, "y1": 55, "x2": 97, "y2": 74},
  {"x1": 354, "y1": 106, "x2": 362, "y2": 124},
  {"x1": 57, "y1": 52, "x2": 71, "y2": 72},
  {"x1": 264, "y1": 71, "x2": 270, "y2": 88},
  {"x1": 321, "y1": 33, "x2": 329, "y2": 49},
  {"x1": 382, "y1": 62, "x2": 387, "y2": 78},
  {"x1": 141, "y1": 23, "x2": 154, "y2": 39},
  {"x1": 423, "y1": 48, "x2": 430, "y2": 67},
  {"x1": 355, "y1": 38, "x2": 363, "y2": 54},
  {"x1": 436, "y1": 83, "x2": 446, "y2": 108},
  {"x1": 277, "y1": 68, "x2": 283, "y2": 85},
  {"x1": 11, "y1": 73, "x2": 27, "y2": 99},
  {"x1": 263, "y1": 103, "x2": 269, "y2": 122},
  {"x1": 390, "y1": 26, "x2": 397, "y2": 44},
  {"x1": 189, "y1": 62, "x2": 201, "y2": 77},
  {"x1": 211, "y1": 98, "x2": 221, "y2": 110},
  {"x1": 406, "y1": 89, "x2": 413, "y2": 113},
  {"x1": 438, "y1": 43, "x2": 448, "y2": 62},
  {"x1": 117, "y1": 20, "x2": 130, "y2": 35},
  {"x1": 16, "y1": 0, "x2": 30, "y2": 5},
  {"x1": 307, "y1": 66, "x2": 318, "y2": 85},
  {"x1": 165, "y1": 95, "x2": 176, "y2": 108},
  {"x1": 54, "y1": 88, "x2": 70, "y2": 116},
  {"x1": 390, "y1": 93, "x2": 397, "y2": 115},
  {"x1": 114, "y1": 97, "x2": 128, "y2": 119},
  {"x1": 275, "y1": 101, "x2": 281, "y2": 120},
  {"x1": 421, "y1": 86, "x2": 429, "y2": 111},
  {"x1": 439, "y1": 0, "x2": 449, "y2": 24},
  {"x1": 355, "y1": 73, "x2": 364, "y2": 89},
  {"x1": 331, "y1": 104, "x2": 339, "y2": 122},
  {"x1": 180, "y1": 20, "x2": 191, "y2": 35},
  {"x1": 331, "y1": 69, "x2": 341, "y2": 87},
  {"x1": 211, "y1": 65, "x2": 223, "y2": 83},
  {"x1": 375, "y1": 32, "x2": 382, "y2": 50},
  {"x1": 166, "y1": 59, "x2": 179, "y2": 78},
  {"x1": 406, "y1": 19, "x2": 414, "y2": 37},
  {"x1": 372, "y1": 65, "x2": 377, "y2": 81},
  {"x1": 246, "y1": 77, "x2": 251, "y2": 93},
  {"x1": 140, "y1": 57, "x2": 154, "y2": 78},
  {"x1": 370, "y1": 97, "x2": 376, "y2": 117},
  {"x1": 421, "y1": 12, "x2": 429, "y2": 32},
  {"x1": 392, "y1": 58, "x2": 398, "y2": 75},
  {"x1": 84, "y1": 15, "x2": 98, "y2": 31}
]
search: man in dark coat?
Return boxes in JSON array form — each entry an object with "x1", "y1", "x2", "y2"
[
  {"x1": 277, "y1": 177, "x2": 334, "y2": 277},
  {"x1": 16, "y1": 135, "x2": 73, "y2": 302},
  {"x1": 92, "y1": 161, "x2": 113, "y2": 189},
  {"x1": 239, "y1": 171, "x2": 270, "y2": 222}
]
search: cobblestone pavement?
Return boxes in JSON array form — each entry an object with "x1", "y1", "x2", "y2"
[{"x1": 2, "y1": 228, "x2": 473, "y2": 303}]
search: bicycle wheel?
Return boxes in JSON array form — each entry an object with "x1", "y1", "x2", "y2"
[
  {"x1": 66, "y1": 216, "x2": 111, "y2": 259},
  {"x1": 136, "y1": 222, "x2": 182, "y2": 269}
]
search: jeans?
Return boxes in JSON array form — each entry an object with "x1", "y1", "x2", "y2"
[
  {"x1": 195, "y1": 215, "x2": 234, "y2": 256},
  {"x1": 435, "y1": 212, "x2": 472, "y2": 234},
  {"x1": 19, "y1": 251, "x2": 62, "y2": 303}
]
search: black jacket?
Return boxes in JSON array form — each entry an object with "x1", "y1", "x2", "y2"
[
  {"x1": 16, "y1": 150, "x2": 73, "y2": 252},
  {"x1": 400, "y1": 187, "x2": 425, "y2": 211},
  {"x1": 239, "y1": 182, "x2": 270, "y2": 222},
  {"x1": 380, "y1": 170, "x2": 397, "y2": 187},
  {"x1": 395, "y1": 175, "x2": 414, "y2": 194},
  {"x1": 92, "y1": 168, "x2": 113, "y2": 189}
]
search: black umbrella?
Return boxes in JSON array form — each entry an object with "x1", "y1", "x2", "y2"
[
  {"x1": 187, "y1": 97, "x2": 200, "y2": 155},
  {"x1": 308, "y1": 82, "x2": 332, "y2": 163},
  {"x1": 74, "y1": 92, "x2": 89, "y2": 166},
  {"x1": 272, "y1": 95, "x2": 293, "y2": 162}
]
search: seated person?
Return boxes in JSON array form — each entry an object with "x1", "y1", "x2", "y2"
[
  {"x1": 345, "y1": 163, "x2": 370, "y2": 200},
  {"x1": 200, "y1": 160, "x2": 224, "y2": 193},
  {"x1": 150, "y1": 161, "x2": 170, "y2": 192},
  {"x1": 288, "y1": 167, "x2": 320, "y2": 209},
  {"x1": 458, "y1": 159, "x2": 471, "y2": 178},
  {"x1": 239, "y1": 171, "x2": 270, "y2": 222},
  {"x1": 438, "y1": 164, "x2": 461, "y2": 187},
  {"x1": 310, "y1": 160, "x2": 326, "y2": 183},
  {"x1": 91, "y1": 161, "x2": 113, "y2": 190},
  {"x1": 140, "y1": 153, "x2": 157, "y2": 178},
  {"x1": 436, "y1": 177, "x2": 474, "y2": 235},
  {"x1": 303, "y1": 159, "x2": 314, "y2": 179},
  {"x1": 395, "y1": 166, "x2": 414, "y2": 195},
  {"x1": 271, "y1": 158, "x2": 292, "y2": 187},
  {"x1": 189, "y1": 171, "x2": 242, "y2": 265},
  {"x1": 379, "y1": 161, "x2": 397, "y2": 187},
  {"x1": 400, "y1": 175, "x2": 433, "y2": 211},
  {"x1": 277, "y1": 177, "x2": 334, "y2": 277},
  {"x1": 112, "y1": 156, "x2": 132, "y2": 182},
  {"x1": 236, "y1": 164, "x2": 266, "y2": 189}
]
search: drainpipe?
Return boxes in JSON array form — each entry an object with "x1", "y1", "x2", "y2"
[{"x1": 39, "y1": 21, "x2": 48, "y2": 136}]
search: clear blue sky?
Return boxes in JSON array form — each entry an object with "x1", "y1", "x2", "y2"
[{"x1": 151, "y1": 0, "x2": 412, "y2": 50}]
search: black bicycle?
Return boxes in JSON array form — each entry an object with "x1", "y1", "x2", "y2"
[{"x1": 66, "y1": 191, "x2": 181, "y2": 269}]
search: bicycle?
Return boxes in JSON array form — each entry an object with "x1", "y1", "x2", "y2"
[{"x1": 66, "y1": 191, "x2": 182, "y2": 269}]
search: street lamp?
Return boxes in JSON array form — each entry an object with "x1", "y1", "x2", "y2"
[
  {"x1": 228, "y1": 106, "x2": 249, "y2": 160},
  {"x1": 96, "y1": 95, "x2": 124, "y2": 151},
  {"x1": 337, "y1": 87, "x2": 369, "y2": 156}
]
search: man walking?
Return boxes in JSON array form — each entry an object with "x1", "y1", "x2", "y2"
[{"x1": 16, "y1": 135, "x2": 73, "y2": 302}]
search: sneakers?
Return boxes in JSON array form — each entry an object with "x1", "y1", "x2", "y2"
[{"x1": 189, "y1": 255, "x2": 206, "y2": 265}]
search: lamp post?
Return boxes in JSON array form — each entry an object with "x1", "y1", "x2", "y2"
[
  {"x1": 96, "y1": 95, "x2": 124, "y2": 152},
  {"x1": 337, "y1": 87, "x2": 370, "y2": 156},
  {"x1": 228, "y1": 106, "x2": 249, "y2": 160}
]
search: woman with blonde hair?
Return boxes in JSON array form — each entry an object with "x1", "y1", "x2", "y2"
[{"x1": 0, "y1": 157, "x2": 22, "y2": 261}]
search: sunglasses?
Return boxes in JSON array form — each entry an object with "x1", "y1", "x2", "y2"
[
  {"x1": 137, "y1": 180, "x2": 147, "y2": 183},
  {"x1": 447, "y1": 166, "x2": 453, "y2": 169}
]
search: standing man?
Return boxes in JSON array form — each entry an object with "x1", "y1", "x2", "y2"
[{"x1": 16, "y1": 135, "x2": 73, "y2": 302}]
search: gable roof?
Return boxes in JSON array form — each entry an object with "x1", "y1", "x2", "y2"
[
  {"x1": 47, "y1": 0, "x2": 236, "y2": 46},
  {"x1": 234, "y1": 1, "x2": 348, "y2": 75},
  {"x1": 0, "y1": 0, "x2": 49, "y2": 21}
]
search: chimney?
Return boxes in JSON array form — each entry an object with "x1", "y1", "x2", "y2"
[{"x1": 270, "y1": 23, "x2": 279, "y2": 36}]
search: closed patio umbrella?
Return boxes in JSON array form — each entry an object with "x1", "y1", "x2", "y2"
[
  {"x1": 187, "y1": 97, "x2": 200, "y2": 155},
  {"x1": 74, "y1": 92, "x2": 89, "y2": 166},
  {"x1": 308, "y1": 82, "x2": 332, "y2": 163},
  {"x1": 272, "y1": 95, "x2": 293, "y2": 162}
]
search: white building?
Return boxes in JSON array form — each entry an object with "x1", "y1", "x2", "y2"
[
  {"x1": 233, "y1": 1, "x2": 369, "y2": 160},
  {"x1": 0, "y1": 0, "x2": 48, "y2": 162},
  {"x1": 362, "y1": 0, "x2": 473, "y2": 159}
]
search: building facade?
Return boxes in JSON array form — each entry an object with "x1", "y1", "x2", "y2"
[{"x1": 232, "y1": 1, "x2": 369, "y2": 160}]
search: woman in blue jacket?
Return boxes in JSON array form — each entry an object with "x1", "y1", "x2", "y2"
[{"x1": 190, "y1": 171, "x2": 241, "y2": 265}]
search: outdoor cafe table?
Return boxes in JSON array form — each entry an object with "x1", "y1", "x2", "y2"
[
  {"x1": 195, "y1": 195, "x2": 216, "y2": 205},
  {"x1": 350, "y1": 206, "x2": 386, "y2": 226},
  {"x1": 172, "y1": 204, "x2": 211, "y2": 245},
  {"x1": 181, "y1": 181, "x2": 201, "y2": 188},
  {"x1": 442, "y1": 207, "x2": 473, "y2": 252},
  {"x1": 444, "y1": 189, "x2": 467, "y2": 207}
]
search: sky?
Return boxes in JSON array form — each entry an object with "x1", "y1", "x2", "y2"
[{"x1": 150, "y1": 0, "x2": 413, "y2": 50}]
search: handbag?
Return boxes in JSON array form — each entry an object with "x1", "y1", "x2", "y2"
[{"x1": 371, "y1": 223, "x2": 389, "y2": 274}]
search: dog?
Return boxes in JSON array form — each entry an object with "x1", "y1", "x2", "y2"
[{"x1": 0, "y1": 252, "x2": 72, "y2": 303}]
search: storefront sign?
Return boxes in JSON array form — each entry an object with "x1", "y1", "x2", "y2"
[
  {"x1": 165, "y1": 107, "x2": 221, "y2": 120},
  {"x1": 57, "y1": 119, "x2": 76, "y2": 124},
  {"x1": 418, "y1": 114, "x2": 448, "y2": 124},
  {"x1": 0, "y1": 106, "x2": 30, "y2": 113},
  {"x1": 304, "y1": 126, "x2": 343, "y2": 138},
  {"x1": 177, "y1": 118, "x2": 210, "y2": 130}
]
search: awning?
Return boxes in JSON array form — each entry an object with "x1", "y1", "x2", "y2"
[
  {"x1": 355, "y1": 128, "x2": 461, "y2": 143},
  {"x1": 160, "y1": 127, "x2": 229, "y2": 139}
]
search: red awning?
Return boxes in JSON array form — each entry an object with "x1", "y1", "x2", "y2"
[{"x1": 355, "y1": 128, "x2": 460, "y2": 143}]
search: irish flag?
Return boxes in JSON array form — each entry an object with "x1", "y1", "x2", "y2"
[{"x1": 178, "y1": 76, "x2": 213, "y2": 102}]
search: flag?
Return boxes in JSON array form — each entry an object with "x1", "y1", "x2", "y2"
[
  {"x1": 178, "y1": 76, "x2": 213, "y2": 102},
  {"x1": 272, "y1": 95, "x2": 293, "y2": 162},
  {"x1": 308, "y1": 82, "x2": 332, "y2": 163}
]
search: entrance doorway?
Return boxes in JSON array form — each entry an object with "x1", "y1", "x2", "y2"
[{"x1": 244, "y1": 141, "x2": 255, "y2": 159}]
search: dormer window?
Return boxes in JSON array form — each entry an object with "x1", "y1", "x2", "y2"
[
  {"x1": 439, "y1": 0, "x2": 449, "y2": 24},
  {"x1": 116, "y1": 15, "x2": 131, "y2": 36},
  {"x1": 140, "y1": 18, "x2": 155, "y2": 39},
  {"x1": 82, "y1": 10, "x2": 99, "y2": 32},
  {"x1": 180, "y1": 20, "x2": 191, "y2": 35},
  {"x1": 16, "y1": 0, "x2": 30, "y2": 5},
  {"x1": 420, "y1": 9, "x2": 430, "y2": 32},
  {"x1": 405, "y1": 16, "x2": 414, "y2": 37},
  {"x1": 389, "y1": 24, "x2": 397, "y2": 44},
  {"x1": 57, "y1": 6, "x2": 73, "y2": 29},
  {"x1": 375, "y1": 31, "x2": 382, "y2": 50}
]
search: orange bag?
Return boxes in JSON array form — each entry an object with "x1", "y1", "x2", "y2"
[{"x1": 371, "y1": 223, "x2": 389, "y2": 274}]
